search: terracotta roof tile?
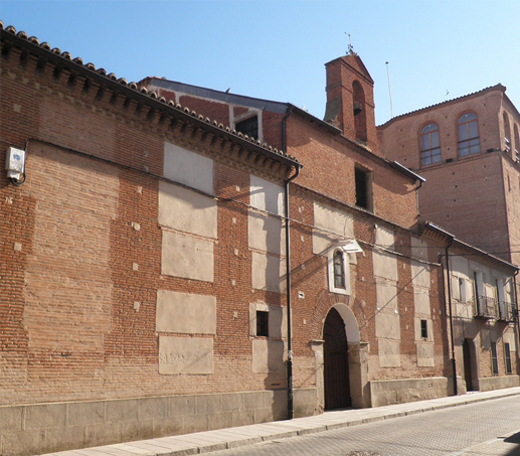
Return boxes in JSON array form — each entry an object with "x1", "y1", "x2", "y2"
[{"x1": 0, "y1": 22, "x2": 299, "y2": 164}]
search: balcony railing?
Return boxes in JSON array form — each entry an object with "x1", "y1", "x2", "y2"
[
  {"x1": 473, "y1": 296, "x2": 517, "y2": 322},
  {"x1": 497, "y1": 301, "x2": 517, "y2": 322},
  {"x1": 473, "y1": 296, "x2": 497, "y2": 319}
]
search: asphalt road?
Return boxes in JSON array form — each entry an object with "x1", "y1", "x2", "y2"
[{"x1": 209, "y1": 395, "x2": 520, "y2": 456}]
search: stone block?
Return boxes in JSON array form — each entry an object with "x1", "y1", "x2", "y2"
[
  {"x1": 67, "y1": 401, "x2": 105, "y2": 426},
  {"x1": 170, "y1": 395, "x2": 196, "y2": 417},
  {"x1": 0, "y1": 406, "x2": 23, "y2": 432},
  {"x1": 25, "y1": 403, "x2": 67, "y2": 430},
  {"x1": 2, "y1": 430, "x2": 46, "y2": 456},
  {"x1": 139, "y1": 397, "x2": 169, "y2": 420},
  {"x1": 106, "y1": 399, "x2": 139, "y2": 423},
  {"x1": 85, "y1": 421, "x2": 124, "y2": 448}
]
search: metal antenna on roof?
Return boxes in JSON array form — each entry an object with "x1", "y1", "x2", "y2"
[
  {"x1": 385, "y1": 61, "x2": 394, "y2": 118},
  {"x1": 345, "y1": 32, "x2": 354, "y2": 54}
]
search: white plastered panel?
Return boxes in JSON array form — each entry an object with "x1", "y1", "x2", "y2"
[
  {"x1": 156, "y1": 290, "x2": 216, "y2": 334},
  {"x1": 251, "y1": 251, "x2": 286, "y2": 293},
  {"x1": 164, "y1": 142, "x2": 214, "y2": 194},
  {"x1": 250, "y1": 175, "x2": 284, "y2": 216},
  {"x1": 158, "y1": 181, "x2": 217, "y2": 238},
  {"x1": 161, "y1": 231, "x2": 214, "y2": 282},
  {"x1": 158, "y1": 336, "x2": 213, "y2": 374}
]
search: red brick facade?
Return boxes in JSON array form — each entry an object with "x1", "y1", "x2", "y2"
[{"x1": 1, "y1": 26, "x2": 518, "y2": 456}]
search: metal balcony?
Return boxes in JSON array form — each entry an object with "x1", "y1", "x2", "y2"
[
  {"x1": 497, "y1": 301, "x2": 517, "y2": 323},
  {"x1": 473, "y1": 295, "x2": 497, "y2": 319}
]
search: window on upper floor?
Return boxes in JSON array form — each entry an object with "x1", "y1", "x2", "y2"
[
  {"x1": 458, "y1": 113, "x2": 480, "y2": 157},
  {"x1": 354, "y1": 166, "x2": 373, "y2": 212},
  {"x1": 236, "y1": 115, "x2": 259, "y2": 140},
  {"x1": 514, "y1": 125, "x2": 520, "y2": 163},
  {"x1": 328, "y1": 248, "x2": 351, "y2": 295},
  {"x1": 503, "y1": 112, "x2": 511, "y2": 152},
  {"x1": 256, "y1": 310, "x2": 269, "y2": 337},
  {"x1": 420, "y1": 123, "x2": 441, "y2": 166},
  {"x1": 333, "y1": 250, "x2": 346, "y2": 289},
  {"x1": 352, "y1": 80, "x2": 367, "y2": 143}
]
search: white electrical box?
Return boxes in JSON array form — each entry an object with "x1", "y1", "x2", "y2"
[{"x1": 6, "y1": 147, "x2": 25, "y2": 180}]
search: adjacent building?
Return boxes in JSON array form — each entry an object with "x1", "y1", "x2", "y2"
[
  {"x1": 1, "y1": 23, "x2": 518, "y2": 456},
  {"x1": 377, "y1": 84, "x2": 520, "y2": 270}
]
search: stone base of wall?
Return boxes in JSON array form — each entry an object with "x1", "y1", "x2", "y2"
[
  {"x1": 369, "y1": 376, "x2": 451, "y2": 407},
  {"x1": 478, "y1": 375, "x2": 520, "y2": 392},
  {"x1": 0, "y1": 388, "x2": 317, "y2": 456}
]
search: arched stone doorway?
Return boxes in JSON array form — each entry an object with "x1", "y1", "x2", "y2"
[
  {"x1": 323, "y1": 307, "x2": 350, "y2": 409},
  {"x1": 322, "y1": 304, "x2": 363, "y2": 410}
]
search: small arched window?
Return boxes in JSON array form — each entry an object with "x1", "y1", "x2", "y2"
[
  {"x1": 503, "y1": 112, "x2": 511, "y2": 152},
  {"x1": 420, "y1": 123, "x2": 441, "y2": 166},
  {"x1": 458, "y1": 113, "x2": 480, "y2": 157},
  {"x1": 333, "y1": 250, "x2": 346, "y2": 289},
  {"x1": 352, "y1": 81, "x2": 367, "y2": 143}
]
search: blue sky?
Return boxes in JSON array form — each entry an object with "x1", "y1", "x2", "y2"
[{"x1": 1, "y1": 0, "x2": 519, "y2": 125}]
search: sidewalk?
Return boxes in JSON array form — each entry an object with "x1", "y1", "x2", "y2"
[{"x1": 41, "y1": 386, "x2": 520, "y2": 456}]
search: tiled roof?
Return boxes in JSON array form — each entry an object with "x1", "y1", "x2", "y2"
[
  {"x1": 378, "y1": 84, "x2": 507, "y2": 127},
  {"x1": 0, "y1": 22, "x2": 299, "y2": 166}
]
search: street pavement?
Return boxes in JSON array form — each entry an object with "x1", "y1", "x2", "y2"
[{"x1": 40, "y1": 386, "x2": 520, "y2": 456}]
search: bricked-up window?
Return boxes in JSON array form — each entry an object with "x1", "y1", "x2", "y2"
[
  {"x1": 333, "y1": 250, "x2": 346, "y2": 289},
  {"x1": 458, "y1": 113, "x2": 480, "y2": 157},
  {"x1": 491, "y1": 342, "x2": 499, "y2": 375},
  {"x1": 505, "y1": 343, "x2": 512, "y2": 374},
  {"x1": 256, "y1": 310, "x2": 269, "y2": 337},
  {"x1": 355, "y1": 166, "x2": 373, "y2": 211},
  {"x1": 420, "y1": 123, "x2": 441, "y2": 166},
  {"x1": 420, "y1": 319, "x2": 428, "y2": 339},
  {"x1": 236, "y1": 116, "x2": 258, "y2": 140}
]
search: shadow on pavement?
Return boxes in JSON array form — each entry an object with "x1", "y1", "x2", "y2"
[{"x1": 504, "y1": 431, "x2": 520, "y2": 455}]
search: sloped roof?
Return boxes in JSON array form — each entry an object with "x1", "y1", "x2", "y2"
[
  {"x1": 378, "y1": 84, "x2": 507, "y2": 128},
  {"x1": 0, "y1": 22, "x2": 300, "y2": 168}
]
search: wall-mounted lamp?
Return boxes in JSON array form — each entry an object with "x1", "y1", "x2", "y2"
[{"x1": 5, "y1": 147, "x2": 26, "y2": 185}]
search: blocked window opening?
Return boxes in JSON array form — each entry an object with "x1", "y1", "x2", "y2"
[
  {"x1": 420, "y1": 319, "x2": 428, "y2": 339},
  {"x1": 505, "y1": 343, "x2": 512, "y2": 374},
  {"x1": 256, "y1": 310, "x2": 269, "y2": 337},
  {"x1": 236, "y1": 115, "x2": 259, "y2": 140},
  {"x1": 491, "y1": 342, "x2": 499, "y2": 375}
]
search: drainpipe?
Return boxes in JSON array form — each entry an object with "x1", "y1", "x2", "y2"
[
  {"x1": 444, "y1": 238, "x2": 458, "y2": 396},
  {"x1": 282, "y1": 106, "x2": 301, "y2": 420},
  {"x1": 513, "y1": 270, "x2": 520, "y2": 375}
]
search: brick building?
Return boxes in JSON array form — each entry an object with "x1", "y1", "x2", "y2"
[
  {"x1": 1, "y1": 24, "x2": 518, "y2": 456},
  {"x1": 377, "y1": 84, "x2": 520, "y2": 271}
]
